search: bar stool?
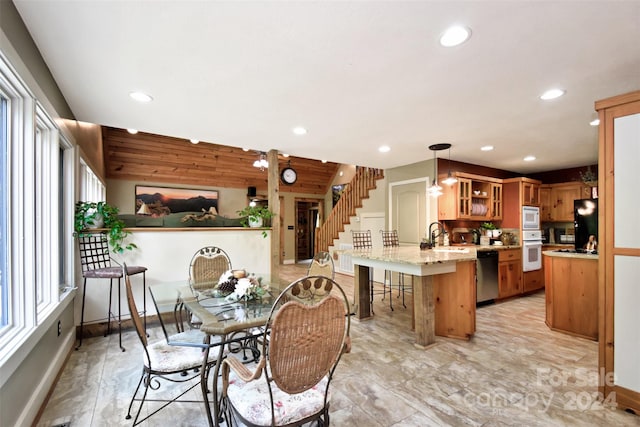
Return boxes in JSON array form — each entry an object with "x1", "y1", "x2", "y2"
[
  {"x1": 76, "y1": 233, "x2": 147, "y2": 351},
  {"x1": 381, "y1": 230, "x2": 409, "y2": 308},
  {"x1": 351, "y1": 230, "x2": 386, "y2": 314}
]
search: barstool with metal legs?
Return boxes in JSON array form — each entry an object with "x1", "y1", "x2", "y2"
[
  {"x1": 76, "y1": 233, "x2": 147, "y2": 351},
  {"x1": 381, "y1": 230, "x2": 409, "y2": 308},
  {"x1": 351, "y1": 230, "x2": 387, "y2": 314}
]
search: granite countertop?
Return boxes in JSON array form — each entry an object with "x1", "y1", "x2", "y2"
[
  {"x1": 543, "y1": 250, "x2": 599, "y2": 260},
  {"x1": 350, "y1": 246, "x2": 477, "y2": 265},
  {"x1": 475, "y1": 244, "x2": 521, "y2": 251}
]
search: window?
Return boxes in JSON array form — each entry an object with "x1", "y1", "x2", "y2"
[
  {"x1": 0, "y1": 50, "x2": 72, "y2": 355},
  {"x1": 0, "y1": 91, "x2": 7, "y2": 328},
  {"x1": 79, "y1": 159, "x2": 105, "y2": 203}
]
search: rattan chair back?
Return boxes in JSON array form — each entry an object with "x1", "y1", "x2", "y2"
[
  {"x1": 306, "y1": 251, "x2": 334, "y2": 279},
  {"x1": 124, "y1": 265, "x2": 148, "y2": 349},
  {"x1": 268, "y1": 276, "x2": 350, "y2": 394},
  {"x1": 289, "y1": 275, "x2": 335, "y2": 302},
  {"x1": 188, "y1": 246, "x2": 232, "y2": 289}
]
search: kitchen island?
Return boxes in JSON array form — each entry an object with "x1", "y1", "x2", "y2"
[
  {"x1": 351, "y1": 246, "x2": 477, "y2": 347},
  {"x1": 543, "y1": 250, "x2": 598, "y2": 340}
]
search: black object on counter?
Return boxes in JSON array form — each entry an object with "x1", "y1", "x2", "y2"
[{"x1": 574, "y1": 199, "x2": 598, "y2": 251}]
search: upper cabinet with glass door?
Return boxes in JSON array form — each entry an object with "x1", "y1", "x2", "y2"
[{"x1": 438, "y1": 172, "x2": 503, "y2": 221}]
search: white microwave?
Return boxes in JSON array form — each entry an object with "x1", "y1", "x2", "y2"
[{"x1": 522, "y1": 206, "x2": 540, "y2": 230}]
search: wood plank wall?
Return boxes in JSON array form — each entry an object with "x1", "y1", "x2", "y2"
[{"x1": 102, "y1": 127, "x2": 339, "y2": 195}]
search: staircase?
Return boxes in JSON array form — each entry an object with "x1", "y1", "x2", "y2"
[{"x1": 315, "y1": 167, "x2": 384, "y2": 253}]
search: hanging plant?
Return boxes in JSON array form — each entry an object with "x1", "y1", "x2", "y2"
[{"x1": 74, "y1": 201, "x2": 137, "y2": 253}]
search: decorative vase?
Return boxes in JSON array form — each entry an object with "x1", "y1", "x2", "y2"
[
  {"x1": 86, "y1": 211, "x2": 104, "y2": 229},
  {"x1": 248, "y1": 217, "x2": 263, "y2": 228}
]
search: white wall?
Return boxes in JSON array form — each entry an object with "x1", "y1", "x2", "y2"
[{"x1": 76, "y1": 228, "x2": 272, "y2": 325}]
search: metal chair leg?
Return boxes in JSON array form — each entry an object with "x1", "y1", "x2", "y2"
[
  {"x1": 118, "y1": 277, "x2": 125, "y2": 352},
  {"x1": 76, "y1": 278, "x2": 88, "y2": 350},
  {"x1": 106, "y1": 278, "x2": 114, "y2": 337}
]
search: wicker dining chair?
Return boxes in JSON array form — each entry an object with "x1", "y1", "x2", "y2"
[
  {"x1": 123, "y1": 264, "x2": 221, "y2": 426},
  {"x1": 221, "y1": 275, "x2": 351, "y2": 427},
  {"x1": 76, "y1": 233, "x2": 147, "y2": 351},
  {"x1": 188, "y1": 245, "x2": 232, "y2": 290},
  {"x1": 307, "y1": 250, "x2": 335, "y2": 279},
  {"x1": 381, "y1": 230, "x2": 410, "y2": 308},
  {"x1": 177, "y1": 246, "x2": 233, "y2": 330}
]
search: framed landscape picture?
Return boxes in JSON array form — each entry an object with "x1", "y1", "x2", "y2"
[{"x1": 135, "y1": 185, "x2": 219, "y2": 217}]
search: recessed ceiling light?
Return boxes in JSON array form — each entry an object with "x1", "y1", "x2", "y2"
[
  {"x1": 321, "y1": 160, "x2": 327, "y2": 163},
  {"x1": 524, "y1": 155, "x2": 536, "y2": 162},
  {"x1": 242, "y1": 148, "x2": 250, "y2": 151},
  {"x1": 127, "y1": 129, "x2": 138, "y2": 134},
  {"x1": 282, "y1": 153, "x2": 290, "y2": 157},
  {"x1": 292, "y1": 126, "x2": 307, "y2": 135},
  {"x1": 379, "y1": 145, "x2": 391, "y2": 153},
  {"x1": 590, "y1": 119, "x2": 600, "y2": 126},
  {"x1": 480, "y1": 145, "x2": 494, "y2": 151},
  {"x1": 540, "y1": 89, "x2": 565, "y2": 100},
  {"x1": 190, "y1": 139, "x2": 199, "y2": 144},
  {"x1": 129, "y1": 91, "x2": 153, "y2": 103},
  {"x1": 439, "y1": 25, "x2": 471, "y2": 47}
]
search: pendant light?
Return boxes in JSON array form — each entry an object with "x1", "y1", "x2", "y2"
[
  {"x1": 441, "y1": 145, "x2": 458, "y2": 186},
  {"x1": 253, "y1": 151, "x2": 269, "y2": 171},
  {"x1": 428, "y1": 143, "x2": 450, "y2": 197}
]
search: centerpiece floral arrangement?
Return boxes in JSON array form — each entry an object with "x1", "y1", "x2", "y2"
[{"x1": 216, "y1": 269, "x2": 269, "y2": 302}]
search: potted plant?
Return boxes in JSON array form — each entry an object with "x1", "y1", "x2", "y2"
[
  {"x1": 237, "y1": 205, "x2": 273, "y2": 237},
  {"x1": 74, "y1": 201, "x2": 136, "y2": 253},
  {"x1": 480, "y1": 222, "x2": 496, "y2": 238}
]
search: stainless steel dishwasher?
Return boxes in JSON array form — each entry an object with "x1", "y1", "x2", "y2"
[{"x1": 476, "y1": 250, "x2": 499, "y2": 305}]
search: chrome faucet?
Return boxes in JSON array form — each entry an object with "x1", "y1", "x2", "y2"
[{"x1": 428, "y1": 221, "x2": 445, "y2": 246}]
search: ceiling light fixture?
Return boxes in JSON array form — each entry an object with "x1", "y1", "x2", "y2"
[
  {"x1": 524, "y1": 155, "x2": 536, "y2": 162},
  {"x1": 540, "y1": 88, "x2": 565, "y2": 100},
  {"x1": 292, "y1": 126, "x2": 307, "y2": 135},
  {"x1": 480, "y1": 145, "x2": 494, "y2": 152},
  {"x1": 190, "y1": 139, "x2": 199, "y2": 144},
  {"x1": 127, "y1": 128, "x2": 138, "y2": 134},
  {"x1": 253, "y1": 152, "x2": 269, "y2": 171},
  {"x1": 441, "y1": 144, "x2": 458, "y2": 186},
  {"x1": 590, "y1": 118, "x2": 600, "y2": 126},
  {"x1": 439, "y1": 25, "x2": 471, "y2": 47},
  {"x1": 428, "y1": 143, "x2": 450, "y2": 197},
  {"x1": 379, "y1": 145, "x2": 391, "y2": 153},
  {"x1": 129, "y1": 91, "x2": 153, "y2": 103}
]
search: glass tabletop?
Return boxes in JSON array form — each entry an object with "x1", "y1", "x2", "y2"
[{"x1": 149, "y1": 275, "x2": 290, "y2": 338}]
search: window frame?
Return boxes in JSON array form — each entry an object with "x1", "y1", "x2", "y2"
[{"x1": 0, "y1": 50, "x2": 74, "y2": 359}]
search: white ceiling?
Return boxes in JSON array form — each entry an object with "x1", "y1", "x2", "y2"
[{"x1": 13, "y1": 1, "x2": 640, "y2": 173}]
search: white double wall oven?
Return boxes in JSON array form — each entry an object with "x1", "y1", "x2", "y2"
[{"x1": 522, "y1": 206, "x2": 542, "y2": 272}]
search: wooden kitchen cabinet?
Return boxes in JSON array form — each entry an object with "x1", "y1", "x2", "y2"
[
  {"x1": 522, "y1": 180, "x2": 541, "y2": 206},
  {"x1": 540, "y1": 185, "x2": 552, "y2": 221},
  {"x1": 523, "y1": 269, "x2": 544, "y2": 293},
  {"x1": 498, "y1": 249, "x2": 522, "y2": 298},
  {"x1": 549, "y1": 183, "x2": 586, "y2": 222},
  {"x1": 438, "y1": 172, "x2": 502, "y2": 221},
  {"x1": 596, "y1": 90, "x2": 640, "y2": 414},
  {"x1": 433, "y1": 260, "x2": 476, "y2": 340},
  {"x1": 544, "y1": 253, "x2": 597, "y2": 340}
]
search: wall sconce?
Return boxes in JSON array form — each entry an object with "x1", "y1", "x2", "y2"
[{"x1": 253, "y1": 152, "x2": 268, "y2": 171}]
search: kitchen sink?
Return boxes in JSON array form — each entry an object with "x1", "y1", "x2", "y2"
[{"x1": 432, "y1": 247, "x2": 471, "y2": 253}]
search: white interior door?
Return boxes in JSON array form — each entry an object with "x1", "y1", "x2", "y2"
[{"x1": 390, "y1": 180, "x2": 428, "y2": 244}]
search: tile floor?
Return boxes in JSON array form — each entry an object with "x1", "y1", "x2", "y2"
[{"x1": 36, "y1": 263, "x2": 640, "y2": 426}]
